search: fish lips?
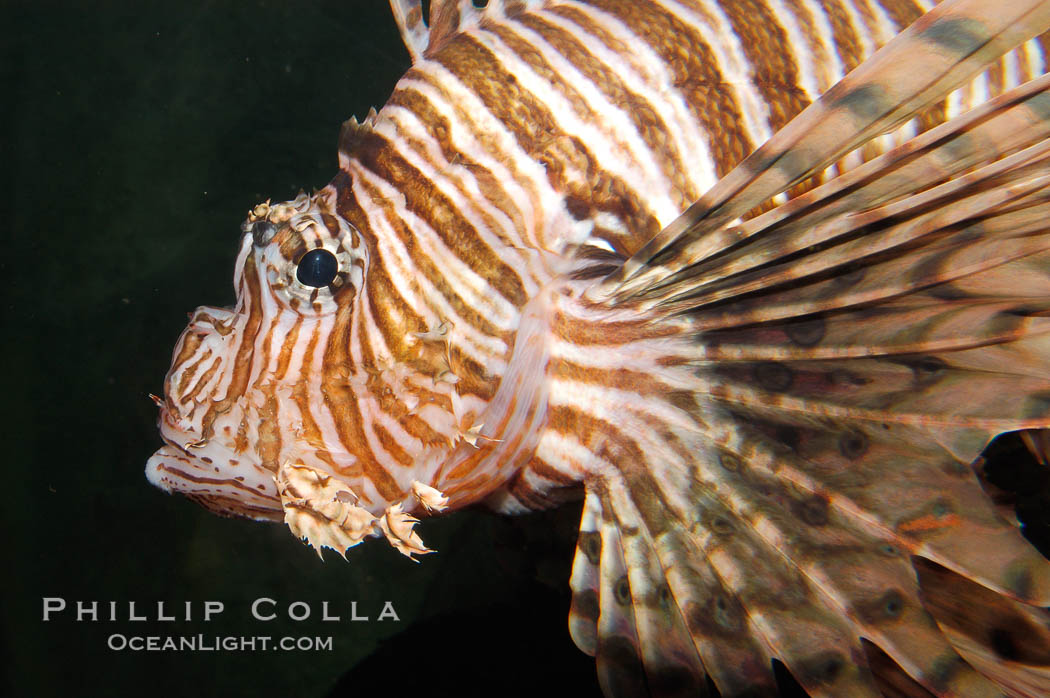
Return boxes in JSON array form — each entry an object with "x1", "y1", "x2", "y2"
[{"x1": 145, "y1": 441, "x2": 283, "y2": 522}]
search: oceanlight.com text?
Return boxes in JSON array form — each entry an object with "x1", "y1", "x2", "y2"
[{"x1": 106, "y1": 634, "x2": 334, "y2": 652}]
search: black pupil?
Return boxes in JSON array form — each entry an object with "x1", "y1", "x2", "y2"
[{"x1": 296, "y1": 248, "x2": 338, "y2": 287}]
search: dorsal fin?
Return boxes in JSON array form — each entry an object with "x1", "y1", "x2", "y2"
[
  {"x1": 388, "y1": 0, "x2": 489, "y2": 63},
  {"x1": 337, "y1": 107, "x2": 379, "y2": 172},
  {"x1": 426, "y1": 0, "x2": 470, "y2": 58},
  {"x1": 388, "y1": 0, "x2": 428, "y2": 62}
]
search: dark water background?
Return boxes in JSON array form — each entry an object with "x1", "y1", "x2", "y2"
[
  {"x1": 7, "y1": 2, "x2": 1050, "y2": 697},
  {"x1": 4, "y1": 2, "x2": 599, "y2": 696}
]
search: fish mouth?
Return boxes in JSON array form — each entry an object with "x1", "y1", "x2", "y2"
[
  {"x1": 145, "y1": 438, "x2": 283, "y2": 522},
  {"x1": 146, "y1": 298, "x2": 285, "y2": 520}
]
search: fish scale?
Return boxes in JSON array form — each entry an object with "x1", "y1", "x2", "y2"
[{"x1": 147, "y1": 0, "x2": 1050, "y2": 695}]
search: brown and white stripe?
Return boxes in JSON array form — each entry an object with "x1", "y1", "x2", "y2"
[
  {"x1": 146, "y1": 2, "x2": 1050, "y2": 694},
  {"x1": 149, "y1": 0, "x2": 1046, "y2": 517}
]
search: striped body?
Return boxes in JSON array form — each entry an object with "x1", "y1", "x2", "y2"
[
  {"x1": 149, "y1": 0, "x2": 1045, "y2": 516},
  {"x1": 149, "y1": 1, "x2": 1050, "y2": 695}
]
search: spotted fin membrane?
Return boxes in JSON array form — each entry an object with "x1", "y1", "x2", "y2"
[{"x1": 571, "y1": 0, "x2": 1050, "y2": 695}]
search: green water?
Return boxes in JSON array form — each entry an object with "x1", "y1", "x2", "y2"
[
  {"x1": 9, "y1": 3, "x2": 1050, "y2": 697},
  {"x1": 4, "y1": 2, "x2": 598, "y2": 696}
]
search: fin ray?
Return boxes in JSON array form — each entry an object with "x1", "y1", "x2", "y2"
[
  {"x1": 388, "y1": 0, "x2": 496, "y2": 63},
  {"x1": 569, "y1": 490, "x2": 603, "y2": 657},
  {"x1": 594, "y1": 492, "x2": 648, "y2": 697},
  {"x1": 603, "y1": 0, "x2": 1050, "y2": 297},
  {"x1": 657, "y1": 73, "x2": 1050, "y2": 297},
  {"x1": 561, "y1": 0, "x2": 1050, "y2": 694},
  {"x1": 388, "y1": 0, "x2": 428, "y2": 62}
]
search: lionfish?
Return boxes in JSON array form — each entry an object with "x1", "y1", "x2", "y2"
[{"x1": 147, "y1": 0, "x2": 1050, "y2": 694}]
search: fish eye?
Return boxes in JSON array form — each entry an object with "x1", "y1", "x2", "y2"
[{"x1": 295, "y1": 248, "x2": 339, "y2": 287}]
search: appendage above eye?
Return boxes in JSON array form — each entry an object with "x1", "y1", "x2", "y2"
[{"x1": 251, "y1": 220, "x2": 277, "y2": 247}]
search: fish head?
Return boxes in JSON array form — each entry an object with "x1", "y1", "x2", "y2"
[{"x1": 146, "y1": 190, "x2": 368, "y2": 521}]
